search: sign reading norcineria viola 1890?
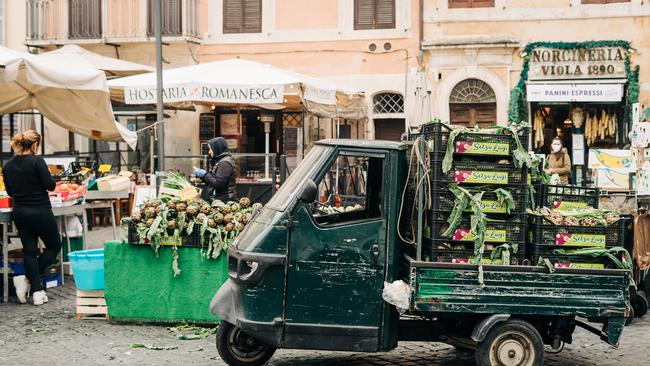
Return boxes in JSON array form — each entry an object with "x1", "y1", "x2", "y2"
[
  {"x1": 124, "y1": 84, "x2": 284, "y2": 104},
  {"x1": 528, "y1": 46, "x2": 627, "y2": 80}
]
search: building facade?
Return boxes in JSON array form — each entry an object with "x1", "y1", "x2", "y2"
[
  {"x1": 197, "y1": 0, "x2": 422, "y2": 167},
  {"x1": 422, "y1": 0, "x2": 650, "y2": 184}
]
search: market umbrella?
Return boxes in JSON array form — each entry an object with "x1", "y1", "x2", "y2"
[
  {"x1": 40, "y1": 45, "x2": 154, "y2": 77},
  {"x1": 0, "y1": 46, "x2": 135, "y2": 145},
  {"x1": 107, "y1": 58, "x2": 366, "y2": 119}
]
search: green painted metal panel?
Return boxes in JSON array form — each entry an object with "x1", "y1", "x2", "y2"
[{"x1": 412, "y1": 265, "x2": 630, "y2": 319}]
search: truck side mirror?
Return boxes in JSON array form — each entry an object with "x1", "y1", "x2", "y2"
[{"x1": 299, "y1": 179, "x2": 318, "y2": 203}]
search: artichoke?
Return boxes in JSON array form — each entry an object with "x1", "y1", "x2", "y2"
[
  {"x1": 186, "y1": 204, "x2": 200, "y2": 217},
  {"x1": 197, "y1": 213, "x2": 207, "y2": 222},
  {"x1": 218, "y1": 205, "x2": 231, "y2": 214},
  {"x1": 239, "y1": 197, "x2": 251, "y2": 208},
  {"x1": 252, "y1": 203, "x2": 263, "y2": 210},
  {"x1": 145, "y1": 218, "x2": 155, "y2": 227},
  {"x1": 224, "y1": 213, "x2": 234, "y2": 223},
  {"x1": 214, "y1": 213, "x2": 225, "y2": 224},
  {"x1": 234, "y1": 212, "x2": 244, "y2": 223},
  {"x1": 167, "y1": 220, "x2": 177, "y2": 230},
  {"x1": 235, "y1": 222, "x2": 244, "y2": 231},
  {"x1": 230, "y1": 203, "x2": 241, "y2": 213},
  {"x1": 208, "y1": 218, "x2": 217, "y2": 228},
  {"x1": 176, "y1": 202, "x2": 188, "y2": 212},
  {"x1": 167, "y1": 201, "x2": 177, "y2": 210},
  {"x1": 200, "y1": 204, "x2": 211, "y2": 215},
  {"x1": 130, "y1": 213, "x2": 141, "y2": 223},
  {"x1": 243, "y1": 213, "x2": 252, "y2": 224},
  {"x1": 224, "y1": 223, "x2": 235, "y2": 232},
  {"x1": 144, "y1": 207, "x2": 157, "y2": 219}
]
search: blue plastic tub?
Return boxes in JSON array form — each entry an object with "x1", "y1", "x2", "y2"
[{"x1": 69, "y1": 248, "x2": 105, "y2": 290}]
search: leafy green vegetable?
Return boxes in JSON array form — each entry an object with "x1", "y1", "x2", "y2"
[
  {"x1": 504, "y1": 122, "x2": 532, "y2": 169},
  {"x1": 491, "y1": 243, "x2": 518, "y2": 265},
  {"x1": 131, "y1": 343, "x2": 178, "y2": 351},
  {"x1": 442, "y1": 184, "x2": 470, "y2": 237},
  {"x1": 550, "y1": 247, "x2": 632, "y2": 270},
  {"x1": 494, "y1": 188, "x2": 515, "y2": 214},
  {"x1": 442, "y1": 127, "x2": 465, "y2": 174}
]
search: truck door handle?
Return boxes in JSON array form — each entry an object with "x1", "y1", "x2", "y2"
[{"x1": 371, "y1": 244, "x2": 380, "y2": 258}]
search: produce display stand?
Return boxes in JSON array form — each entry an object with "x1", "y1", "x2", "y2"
[
  {"x1": 104, "y1": 241, "x2": 227, "y2": 324},
  {"x1": 84, "y1": 189, "x2": 130, "y2": 240}
]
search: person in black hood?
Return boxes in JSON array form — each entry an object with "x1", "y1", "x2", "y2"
[{"x1": 194, "y1": 137, "x2": 237, "y2": 202}]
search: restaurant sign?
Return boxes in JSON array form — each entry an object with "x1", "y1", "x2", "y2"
[
  {"x1": 124, "y1": 83, "x2": 284, "y2": 104},
  {"x1": 526, "y1": 83, "x2": 623, "y2": 102},
  {"x1": 528, "y1": 47, "x2": 627, "y2": 80}
]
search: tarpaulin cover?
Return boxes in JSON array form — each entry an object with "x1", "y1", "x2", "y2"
[{"x1": 104, "y1": 242, "x2": 227, "y2": 324}]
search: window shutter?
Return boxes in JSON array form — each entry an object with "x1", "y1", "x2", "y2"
[
  {"x1": 448, "y1": 0, "x2": 473, "y2": 8},
  {"x1": 242, "y1": 0, "x2": 262, "y2": 33},
  {"x1": 165, "y1": 0, "x2": 182, "y2": 36},
  {"x1": 471, "y1": 0, "x2": 495, "y2": 7},
  {"x1": 354, "y1": 0, "x2": 375, "y2": 30},
  {"x1": 375, "y1": 0, "x2": 395, "y2": 29},
  {"x1": 224, "y1": 0, "x2": 244, "y2": 33}
]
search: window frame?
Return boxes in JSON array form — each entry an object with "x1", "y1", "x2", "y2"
[
  {"x1": 223, "y1": 0, "x2": 263, "y2": 34},
  {"x1": 308, "y1": 149, "x2": 387, "y2": 228},
  {"x1": 581, "y1": 0, "x2": 630, "y2": 4},
  {"x1": 354, "y1": 0, "x2": 396, "y2": 31}
]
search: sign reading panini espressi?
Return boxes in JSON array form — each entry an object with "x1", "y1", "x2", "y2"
[{"x1": 124, "y1": 83, "x2": 284, "y2": 104}]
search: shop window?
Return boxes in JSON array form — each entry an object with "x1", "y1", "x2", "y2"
[
  {"x1": 373, "y1": 92, "x2": 404, "y2": 114},
  {"x1": 581, "y1": 0, "x2": 629, "y2": 4},
  {"x1": 354, "y1": 0, "x2": 396, "y2": 30},
  {"x1": 311, "y1": 154, "x2": 384, "y2": 226},
  {"x1": 448, "y1": 0, "x2": 495, "y2": 8},
  {"x1": 449, "y1": 79, "x2": 496, "y2": 128},
  {"x1": 147, "y1": 0, "x2": 183, "y2": 37},
  {"x1": 223, "y1": 0, "x2": 262, "y2": 34}
]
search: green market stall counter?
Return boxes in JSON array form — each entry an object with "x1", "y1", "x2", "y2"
[{"x1": 104, "y1": 242, "x2": 227, "y2": 324}]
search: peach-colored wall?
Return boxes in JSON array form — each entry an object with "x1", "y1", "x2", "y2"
[{"x1": 275, "y1": 0, "x2": 339, "y2": 31}]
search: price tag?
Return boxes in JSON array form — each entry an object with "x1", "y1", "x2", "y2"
[{"x1": 98, "y1": 164, "x2": 112, "y2": 173}]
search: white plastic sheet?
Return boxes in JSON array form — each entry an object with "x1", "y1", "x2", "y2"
[{"x1": 382, "y1": 280, "x2": 411, "y2": 313}]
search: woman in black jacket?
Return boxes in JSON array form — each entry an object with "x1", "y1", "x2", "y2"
[
  {"x1": 194, "y1": 137, "x2": 236, "y2": 203},
  {"x1": 3, "y1": 130, "x2": 61, "y2": 305}
]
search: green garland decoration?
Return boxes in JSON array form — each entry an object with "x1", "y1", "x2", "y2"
[{"x1": 508, "y1": 41, "x2": 639, "y2": 128}]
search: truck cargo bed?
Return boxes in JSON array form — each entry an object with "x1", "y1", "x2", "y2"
[{"x1": 406, "y1": 256, "x2": 630, "y2": 345}]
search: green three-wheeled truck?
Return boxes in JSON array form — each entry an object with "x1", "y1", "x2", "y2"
[{"x1": 210, "y1": 139, "x2": 631, "y2": 366}]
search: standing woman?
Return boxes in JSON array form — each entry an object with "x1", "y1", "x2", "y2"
[
  {"x1": 545, "y1": 137, "x2": 572, "y2": 185},
  {"x1": 3, "y1": 130, "x2": 61, "y2": 305},
  {"x1": 194, "y1": 137, "x2": 237, "y2": 203}
]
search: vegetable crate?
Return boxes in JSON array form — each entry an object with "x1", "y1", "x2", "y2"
[
  {"x1": 425, "y1": 215, "x2": 526, "y2": 262},
  {"x1": 425, "y1": 243, "x2": 520, "y2": 265},
  {"x1": 527, "y1": 250, "x2": 626, "y2": 270},
  {"x1": 421, "y1": 121, "x2": 529, "y2": 159},
  {"x1": 431, "y1": 184, "x2": 528, "y2": 217},
  {"x1": 431, "y1": 160, "x2": 528, "y2": 186},
  {"x1": 127, "y1": 221, "x2": 201, "y2": 247},
  {"x1": 76, "y1": 290, "x2": 108, "y2": 320},
  {"x1": 529, "y1": 215, "x2": 626, "y2": 249},
  {"x1": 535, "y1": 184, "x2": 600, "y2": 210}
]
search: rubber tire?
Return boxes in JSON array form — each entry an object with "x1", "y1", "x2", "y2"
[
  {"x1": 635, "y1": 291, "x2": 648, "y2": 318},
  {"x1": 216, "y1": 322, "x2": 276, "y2": 366},
  {"x1": 475, "y1": 319, "x2": 544, "y2": 366},
  {"x1": 626, "y1": 306, "x2": 635, "y2": 326}
]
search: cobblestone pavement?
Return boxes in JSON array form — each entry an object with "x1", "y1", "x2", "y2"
[{"x1": 1, "y1": 279, "x2": 650, "y2": 366}]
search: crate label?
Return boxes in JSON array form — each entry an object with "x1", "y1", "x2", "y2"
[
  {"x1": 454, "y1": 170, "x2": 509, "y2": 184},
  {"x1": 463, "y1": 199, "x2": 508, "y2": 214},
  {"x1": 160, "y1": 237, "x2": 183, "y2": 246},
  {"x1": 451, "y1": 227, "x2": 507, "y2": 243},
  {"x1": 554, "y1": 262, "x2": 605, "y2": 269},
  {"x1": 426, "y1": 140, "x2": 435, "y2": 152},
  {"x1": 455, "y1": 141, "x2": 510, "y2": 156},
  {"x1": 551, "y1": 200, "x2": 592, "y2": 210},
  {"x1": 555, "y1": 233, "x2": 606, "y2": 247}
]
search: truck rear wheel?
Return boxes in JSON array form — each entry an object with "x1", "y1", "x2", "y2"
[
  {"x1": 635, "y1": 291, "x2": 648, "y2": 318},
  {"x1": 216, "y1": 322, "x2": 276, "y2": 366},
  {"x1": 475, "y1": 319, "x2": 544, "y2": 366}
]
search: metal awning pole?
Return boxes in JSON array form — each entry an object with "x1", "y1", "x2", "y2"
[{"x1": 154, "y1": 0, "x2": 165, "y2": 171}]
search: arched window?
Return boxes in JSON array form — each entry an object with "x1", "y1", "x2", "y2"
[
  {"x1": 373, "y1": 92, "x2": 404, "y2": 114},
  {"x1": 449, "y1": 79, "x2": 496, "y2": 127}
]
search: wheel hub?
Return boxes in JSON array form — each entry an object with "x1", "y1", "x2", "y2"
[
  {"x1": 497, "y1": 339, "x2": 525, "y2": 365},
  {"x1": 489, "y1": 331, "x2": 534, "y2": 366}
]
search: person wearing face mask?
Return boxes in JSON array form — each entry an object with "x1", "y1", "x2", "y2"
[
  {"x1": 545, "y1": 137, "x2": 572, "y2": 185},
  {"x1": 193, "y1": 137, "x2": 237, "y2": 203}
]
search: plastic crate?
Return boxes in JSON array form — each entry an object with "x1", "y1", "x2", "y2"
[
  {"x1": 69, "y1": 249, "x2": 105, "y2": 291},
  {"x1": 426, "y1": 214, "x2": 526, "y2": 244},
  {"x1": 530, "y1": 215, "x2": 626, "y2": 248},
  {"x1": 528, "y1": 250, "x2": 623, "y2": 270},
  {"x1": 426, "y1": 241, "x2": 520, "y2": 265},
  {"x1": 421, "y1": 122, "x2": 529, "y2": 159},
  {"x1": 537, "y1": 184, "x2": 600, "y2": 210},
  {"x1": 432, "y1": 160, "x2": 528, "y2": 186},
  {"x1": 127, "y1": 221, "x2": 201, "y2": 247},
  {"x1": 431, "y1": 183, "x2": 528, "y2": 216}
]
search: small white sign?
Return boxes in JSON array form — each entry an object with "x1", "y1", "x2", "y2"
[
  {"x1": 303, "y1": 85, "x2": 337, "y2": 105},
  {"x1": 526, "y1": 83, "x2": 623, "y2": 102},
  {"x1": 572, "y1": 134, "x2": 585, "y2": 151},
  {"x1": 573, "y1": 149, "x2": 585, "y2": 165}
]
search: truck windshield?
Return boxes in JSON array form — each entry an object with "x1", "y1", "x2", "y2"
[{"x1": 266, "y1": 145, "x2": 331, "y2": 211}]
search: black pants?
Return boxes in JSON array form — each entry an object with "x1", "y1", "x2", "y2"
[{"x1": 13, "y1": 206, "x2": 62, "y2": 292}]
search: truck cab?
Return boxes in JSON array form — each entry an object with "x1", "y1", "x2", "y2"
[{"x1": 210, "y1": 139, "x2": 630, "y2": 366}]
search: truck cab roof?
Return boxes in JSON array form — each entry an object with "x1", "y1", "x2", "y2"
[{"x1": 315, "y1": 139, "x2": 410, "y2": 150}]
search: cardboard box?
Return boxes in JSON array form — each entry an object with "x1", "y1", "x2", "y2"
[{"x1": 96, "y1": 175, "x2": 130, "y2": 192}]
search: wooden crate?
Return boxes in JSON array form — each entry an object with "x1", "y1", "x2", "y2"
[{"x1": 76, "y1": 290, "x2": 108, "y2": 320}]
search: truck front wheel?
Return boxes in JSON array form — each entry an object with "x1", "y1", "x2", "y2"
[
  {"x1": 216, "y1": 322, "x2": 276, "y2": 366},
  {"x1": 475, "y1": 319, "x2": 544, "y2": 366}
]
